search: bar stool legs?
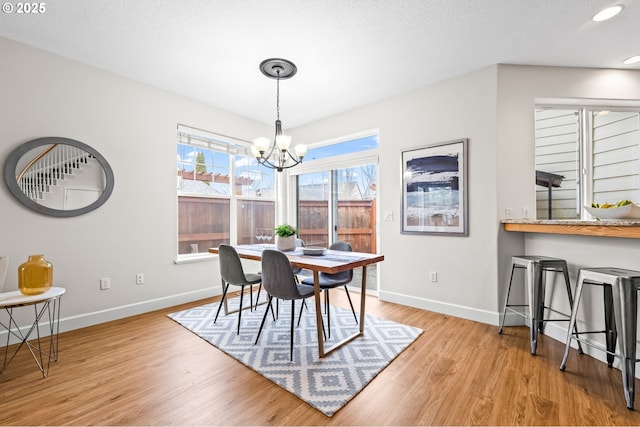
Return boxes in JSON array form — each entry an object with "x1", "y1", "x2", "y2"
[
  {"x1": 499, "y1": 256, "x2": 582, "y2": 355},
  {"x1": 527, "y1": 259, "x2": 544, "y2": 354},
  {"x1": 560, "y1": 267, "x2": 640, "y2": 410}
]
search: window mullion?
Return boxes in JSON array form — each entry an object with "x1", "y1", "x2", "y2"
[{"x1": 229, "y1": 151, "x2": 238, "y2": 245}]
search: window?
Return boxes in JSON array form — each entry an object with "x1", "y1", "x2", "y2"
[
  {"x1": 304, "y1": 134, "x2": 379, "y2": 161},
  {"x1": 534, "y1": 106, "x2": 640, "y2": 219},
  {"x1": 290, "y1": 131, "x2": 379, "y2": 291},
  {"x1": 176, "y1": 126, "x2": 275, "y2": 256}
]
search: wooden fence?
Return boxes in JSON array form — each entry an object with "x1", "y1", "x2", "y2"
[
  {"x1": 178, "y1": 197, "x2": 376, "y2": 254},
  {"x1": 178, "y1": 196, "x2": 230, "y2": 254},
  {"x1": 298, "y1": 200, "x2": 377, "y2": 253}
]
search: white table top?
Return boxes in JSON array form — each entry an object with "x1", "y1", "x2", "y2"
[{"x1": 0, "y1": 286, "x2": 65, "y2": 308}]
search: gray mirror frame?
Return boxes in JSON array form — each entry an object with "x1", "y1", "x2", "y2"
[{"x1": 3, "y1": 137, "x2": 115, "y2": 217}]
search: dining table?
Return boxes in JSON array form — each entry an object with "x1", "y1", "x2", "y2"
[{"x1": 209, "y1": 244, "x2": 384, "y2": 357}]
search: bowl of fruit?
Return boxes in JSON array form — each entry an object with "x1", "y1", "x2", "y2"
[{"x1": 584, "y1": 200, "x2": 640, "y2": 219}]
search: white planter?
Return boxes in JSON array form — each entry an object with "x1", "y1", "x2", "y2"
[{"x1": 276, "y1": 235, "x2": 296, "y2": 251}]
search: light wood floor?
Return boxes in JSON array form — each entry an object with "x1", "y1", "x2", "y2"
[{"x1": 1, "y1": 290, "x2": 640, "y2": 426}]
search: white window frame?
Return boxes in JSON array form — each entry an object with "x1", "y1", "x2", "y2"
[
  {"x1": 535, "y1": 99, "x2": 640, "y2": 219},
  {"x1": 287, "y1": 129, "x2": 380, "y2": 245},
  {"x1": 175, "y1": 124, "x2": 276, "y2": 263}
]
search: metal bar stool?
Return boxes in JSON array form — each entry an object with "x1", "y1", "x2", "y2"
[
  {"x1": 499, "y1": 255, "x2": 582, "y2": 355},
  {"x1": 560, "y1": 267, "x2": 640, "y2": 410}
]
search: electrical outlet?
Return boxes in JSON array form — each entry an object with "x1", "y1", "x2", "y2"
[
  {"x1": 136, "y1": 273, "x2": 144, "y2": 285},
  {"x1": 429, "y1": 271, "x2": 438, "y2": 283},
  {"x1": 522, "y1": 207, "x2": 530, "y2": 219},
  {"x1": 505, "y1": 208, "x2": 512, "y2": 219},
  {"x1": 100, "y1": 277, "x2": 110, "y2": 290}
]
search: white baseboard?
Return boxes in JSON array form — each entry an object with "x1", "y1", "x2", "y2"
[
  {"x1": 0, "y1": 286, "x2": 221, "y2": 345},
  {"x1": 378, "y1": 289, "x2": 639, "y2": 378},
  {"x1": 379, "y1": 290, "x2": 502, "y2": 325}
]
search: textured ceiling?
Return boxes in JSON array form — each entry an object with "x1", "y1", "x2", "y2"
[{"x1": 1, "y1": 0, "x2": 639, "y2": 128}]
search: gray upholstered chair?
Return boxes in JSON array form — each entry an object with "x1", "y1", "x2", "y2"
[
  {"x1": 255, "y1": 249, "x2": 315, "y2": 361},
  {"x1": 215, "y1": 244, "x2": 262, "y2": 335},
  {"x1": 301, "y1": 241, "x2": 357, "y2": 338},
  {"x1": 256, "y1": 238, "x2": 305, "y2": 321}
]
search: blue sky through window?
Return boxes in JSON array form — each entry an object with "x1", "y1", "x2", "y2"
[{"x1": 304, "y1": 134, "x2": 378, "y2": 161}]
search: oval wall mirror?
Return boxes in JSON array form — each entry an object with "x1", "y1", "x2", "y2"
[{"x1": 3, "y1": 137, "x2": 114, "y2": 217}]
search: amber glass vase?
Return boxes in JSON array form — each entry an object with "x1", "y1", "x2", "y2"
[{"x1": 18, "y1": 254, "x2": 53, "y2": 296}]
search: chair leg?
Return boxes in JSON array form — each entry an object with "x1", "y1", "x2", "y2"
[
  {"x1": 297, "y1": 299, "x2": 306, "y2": 327},
  {"x1": 214, "y1": 283, "x2": 229, "y2": 323},
  {"x1": 297, "y1": 299, "x2": 326, "y2": 340},
  {"x1": 529, "y1": 262, "x2": 543, "y2": 355},
  {"x1": 562, "y1": 264, "x2": 584, "y2": 354},
  {"x1": 561, "y1": 272, "x2": 585, "y2": 371},
  {"x1": 498, "y1": 264, "x2": 517, "y2": 334},
  {"x1": 610, "y1": 279, "x2": 638, "y2": 410},
  {"x1": 326, "y1": 289, "x2": 332, "y2": 339},
  {"x1": 255, "y1": 296, "x2": 273, "y2": 345},
  {"x1": 344, "y1": 285, "x2": 358, "y2": 324},
  {"x1": 320, "y1": 309, "x2": 327, "y2": 341},
  {"x1": 604, "y1": 285, "x2": 617, "y2": 368},
  {"x1": 537, "y1": 268, "x2": 547, "y2": 334},
  {"x1": 237, "y1": 285, "x2": 245, "y2": 335},
  {"x1": 290, "y1": 300, "x2": 295, "y2": 361},
  {"x1": 254, "y1": 283, "x2": 263, "y2": 311}
]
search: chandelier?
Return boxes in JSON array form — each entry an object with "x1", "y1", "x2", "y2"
[{"x1": 251, "y1": 58, "x2": 307, "y2": 172}]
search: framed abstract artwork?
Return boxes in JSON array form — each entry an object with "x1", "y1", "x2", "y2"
[{"x1": 401, "y1": 139, "x2": 468, "y2": 236}]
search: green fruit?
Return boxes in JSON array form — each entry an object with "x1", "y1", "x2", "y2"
[{"x1": 591, "y1": 202, "x2": 600, "y2": 208}]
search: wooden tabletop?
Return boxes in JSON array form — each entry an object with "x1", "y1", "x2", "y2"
[
  {"x1": 209, "y1": 245, "x2": 384, "y2": 274},
  {"x1": 502, "y1": 219, "x2": 640, "y2": 239}
]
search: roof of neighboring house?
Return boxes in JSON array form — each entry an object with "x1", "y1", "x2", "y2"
[{"x1": 178, "y1": 177, "x2": 229, "y2": 196}]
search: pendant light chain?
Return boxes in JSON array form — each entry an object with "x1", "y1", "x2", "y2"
[{"x1": 276, "y1": 69, "x2": 281, "y2": 123}]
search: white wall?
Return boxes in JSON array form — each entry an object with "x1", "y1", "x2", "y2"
[
  {"x1": 290, "y1": 65, "x2": 501, "y2": 323},
  {"x1": 0, "y1": 37, "x2": 271, "y2": 332}
]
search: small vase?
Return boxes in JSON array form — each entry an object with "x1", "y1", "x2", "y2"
[
  {"x1": 18, "y1": 254, "x2": 53, "y2": 296},
  {"x1": 276, "y1": 235, "x2": 296, "y2": 251}
]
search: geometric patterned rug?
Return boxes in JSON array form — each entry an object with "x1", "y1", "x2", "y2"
[{"x1": 167, "y1": 294, "x2": 423, "y2": 416}]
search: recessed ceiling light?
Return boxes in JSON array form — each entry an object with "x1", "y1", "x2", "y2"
[
  {"x1": 623, "y1": 55, "x2": 640, "y2": 65},
  {"x1": 592, "y1": 5, "x2": 624, "y2": 21}
]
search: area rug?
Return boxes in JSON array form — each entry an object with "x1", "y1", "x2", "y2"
[{"x1": 167, "y1": 294, "x2": 423, "y2": 416}]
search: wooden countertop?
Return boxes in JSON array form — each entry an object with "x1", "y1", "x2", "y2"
[{"x1": 502, "y1": 219, "x2": 640, "y2": 239}]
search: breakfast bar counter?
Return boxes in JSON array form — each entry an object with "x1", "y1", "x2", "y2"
[{"x1": 502, "y1": 219, "x2": 640, "y2": 239}]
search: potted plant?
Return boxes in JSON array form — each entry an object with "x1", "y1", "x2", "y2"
[{"x1": 274, "y1": 223, "x2": 298, "y2": 251}]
